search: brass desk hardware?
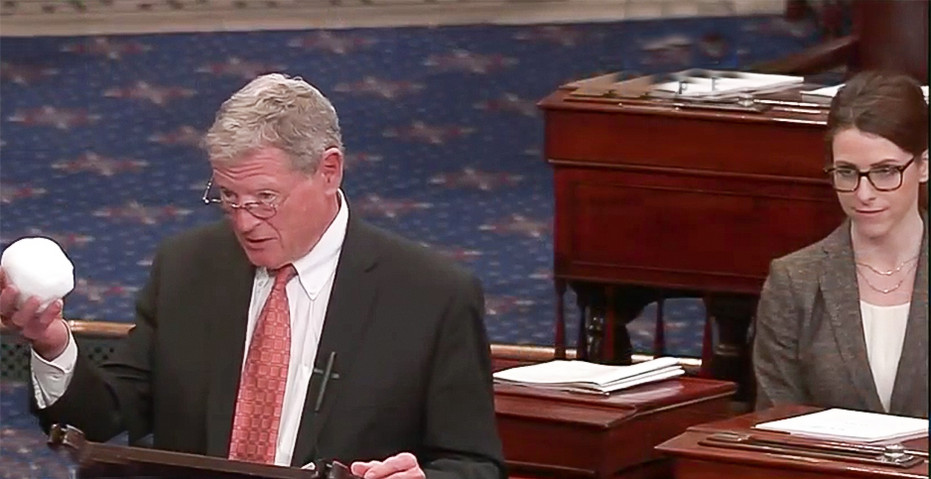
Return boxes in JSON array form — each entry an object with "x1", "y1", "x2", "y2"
[{"x1": 699, "y1": 432, "x2": 925, "y2": 468}]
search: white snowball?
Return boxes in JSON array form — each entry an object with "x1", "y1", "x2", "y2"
[{"x1": 0, "y1": 237, "x2": 75, "y2": 310}]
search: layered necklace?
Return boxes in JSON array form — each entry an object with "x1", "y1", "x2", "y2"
[{"x1": 855, "y1": 255, "x2": 920, "y2": 294}]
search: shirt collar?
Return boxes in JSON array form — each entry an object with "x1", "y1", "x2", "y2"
[{"x1": 258, "y1": 189, "x2": 349, "y2": 299}]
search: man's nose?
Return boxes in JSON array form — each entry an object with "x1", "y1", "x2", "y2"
[{"x1": 229, "y1": 207, "x2": 263, "y2": 232}]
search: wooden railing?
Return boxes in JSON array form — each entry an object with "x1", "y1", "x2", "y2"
[
  {"x1": 1, "y1": 320, "x2": 702, "y2": 370},
  {"x1": 1, "y1": 320, "x2": 132, "y2": 340}
]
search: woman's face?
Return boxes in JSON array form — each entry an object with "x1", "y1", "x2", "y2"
[{"x1": 831, "y1": 128, "x2": 928, "y2": 240}]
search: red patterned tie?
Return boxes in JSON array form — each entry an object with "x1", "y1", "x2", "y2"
[{"x1": 229, "y1": 265, "x2": 296, "y2": 464}]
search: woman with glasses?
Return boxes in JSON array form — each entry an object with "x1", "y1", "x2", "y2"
[{"x1": 753, "y1": 71, "x2": 928, "y2": 417}]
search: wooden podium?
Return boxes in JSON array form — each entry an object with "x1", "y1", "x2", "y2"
[
  {"x1": 495, "y1": 376, "x2": 736, "y2": 479},
  {"x1": 656, "y1": 405, "x2": 929, "y2": 479},
  {"x1": 539, "y1": 75, "x2": 845, "y2": 396},
  {"x1": 47, "y1": 424, "x2": 357, "y2": 479}
]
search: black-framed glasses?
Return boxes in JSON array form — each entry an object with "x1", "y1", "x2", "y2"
[
  {"x1": 824, "y1": 156, "x2": 916, "y2": 193},
  {"x1": 201, "y1": 178, "x2": 280, "y2": 219}
]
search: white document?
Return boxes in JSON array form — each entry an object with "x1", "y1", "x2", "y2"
[
  {"x1": 754, "y1": 408, "x2": 930, "y2": 443},
  {"x1": 652, "y1": 72, "x2": 803, "y2": 99},
  {"x1": 557, "y1": 366, "x2": 686, "y2": 395},
  {"x1": 800, "y1": 83, "x2": 843, "y2": 98},
  {"x1": 493, "y1": 357, "x2": 683, "y2": 394}
]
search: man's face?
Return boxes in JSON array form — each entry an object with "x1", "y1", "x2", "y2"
[{"x1": 211, "y1": 146, "x2": 343, "y2": 269}]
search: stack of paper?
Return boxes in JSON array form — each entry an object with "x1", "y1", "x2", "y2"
[
  {"x1": 651, "y1": 71, "x2": 804, "y2": 99},
  {"x1": 492, "y1": 357, "x2": 684, "y2": 395},
  {"x1": 754, "y1": 408, "x2": 929, "y2": 443},
  {"x1": 802, "y1": 84, "x2": 929, "y2": 104}
]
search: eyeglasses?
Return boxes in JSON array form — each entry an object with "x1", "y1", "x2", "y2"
[
  {"x1": 824, "y1": 157, "x2": 917, "y2": 193},
  {"x1": 201, "y1": 178, "x2": 281, "y2": 219}
]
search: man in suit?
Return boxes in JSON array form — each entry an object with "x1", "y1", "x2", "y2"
[{"x1": 0, "y1": 73, "x2": 505, "y2": 479}]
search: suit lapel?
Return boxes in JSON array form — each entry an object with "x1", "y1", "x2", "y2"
[
  {"x1": 819, "y1": 221, "x2": 886, "y2": 412},
  {"x1": 205, "y1": 226, "x2": 256, "y2": 458},
  {"x1": 889, "y1": 217, "x2": 929, "y2": 415},
  {"x1": 291, "y1": 216, "x2": 379, "y2": 466}
]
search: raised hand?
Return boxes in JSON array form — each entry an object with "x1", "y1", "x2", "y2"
[{"x1": 0, "y1": 268, "x2": 70, "y2": 359}]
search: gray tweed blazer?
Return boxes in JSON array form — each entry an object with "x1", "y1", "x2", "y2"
[{"x1": 752, "y1": 215, "x2": 929, "y2": 418}]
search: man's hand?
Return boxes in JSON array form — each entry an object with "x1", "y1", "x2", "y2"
[
  {"x1": 350, "y1": 452, "x2": 425, "y2": 479},
  {"x1": 0, "y1": 268, "x2": 69, "y2": 360}
]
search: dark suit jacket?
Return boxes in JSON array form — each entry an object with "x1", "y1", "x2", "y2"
[
  {"x1": 753, "y1": 217, "x2": 929, "y2": 418},
  {"x1": 35, "y1": 215, "x2": 505, "y2": 479}
]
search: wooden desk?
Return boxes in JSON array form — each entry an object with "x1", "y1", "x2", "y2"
[
  {"x1": 656, "y1": 405, "x2": 929, "y2": 479},
  {"x1": 495, "y1": 376, "x2": 736, "y2": 479},
  {"x1": 539, "y1": 82, "x2": 845, "y2": 393}
]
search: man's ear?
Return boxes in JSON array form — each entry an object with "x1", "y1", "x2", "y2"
[{"x1": 317, "y1": 147, "x2": 344, "y2": 191}]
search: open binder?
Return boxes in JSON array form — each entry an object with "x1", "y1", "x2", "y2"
[{"x1": 47, "y1": 424, "x2": 359, "y2": 479}]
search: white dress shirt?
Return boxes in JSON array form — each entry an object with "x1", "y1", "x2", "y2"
[
  {"x1": 860, "y1": 300, "x2": 910, "y2": 413},
  {"x1": 32, "y1": 190, "x2": 349, "y2": 467}
]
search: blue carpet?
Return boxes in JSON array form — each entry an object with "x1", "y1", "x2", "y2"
[
  {"x1": 0, "y1": 381, "x2": 72, "y2": 478},
  {"x1": 1, "y1": 16, "x2": 824, "y2": 359}
]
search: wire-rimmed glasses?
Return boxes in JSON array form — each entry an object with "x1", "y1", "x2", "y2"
[
  {"x1": 824, "y1": 156, "x2": 917, "y2": 193},
  {"x1": 201, "y1": 178, "x2": 280, "y2": 219}
]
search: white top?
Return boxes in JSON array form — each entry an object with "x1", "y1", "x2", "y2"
[
  {"x1": 859, "y1": 301, "x2": 910, "y2": 413},
  {"x1": 32, "y1": 190, "x2": 350, "y2": 467}
]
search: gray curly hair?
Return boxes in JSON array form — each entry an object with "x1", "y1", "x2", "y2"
[{"x1": 204, "y1": 73, "x2": 343, "y2": 173}]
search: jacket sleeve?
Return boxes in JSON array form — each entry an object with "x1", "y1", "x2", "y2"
[
  {"x1": 752, "y1": 259, "x2": 808, "y2": 410},
  {"x1": 33, "y1": 246, "x2": 162, "y2": 444},
  {"x1": 421, "y1": 275, "x2": 506, "y2": 479}
]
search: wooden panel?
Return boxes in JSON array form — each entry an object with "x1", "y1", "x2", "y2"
[
  {"x1": 671, "y1": 458, "x2": 874, "y2": 479},
  {"x1": 542, "y1": 96, "x2": 828, "y2": 178},
  {"x1": 495, "y1": 377, "x2": 737, "y2": 479},
  {"x1": 552, "y1": 166, "x2": 843, "y2": 292},
  {"x1": 657, "y1": 405, "x2": 929, "y2": 479},
  {"x1": 663, "y1": 432, "x2": 928, "y2": 479},
  {"x1": 537, "y1": 81, "x2": 843, "y2": 384},
  {"x1": 853, "y1": 0, "x2": 929, "y2": 83},
  {"x1": 541, "y1": 87, "x2": 845, "y2": 294}
]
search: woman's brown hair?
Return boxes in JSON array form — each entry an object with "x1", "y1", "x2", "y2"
[{"x1": 826, "y1": 71, "x2": 929, "y2": 209}]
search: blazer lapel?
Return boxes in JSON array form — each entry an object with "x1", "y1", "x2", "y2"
[
  {"x1": 205, "y1": 227, "x2": 256, "y2": 458},
  {"x1": 819, "y1": 221, "x2": 886, "y2": 412},
  {"x1": 889, "y1": 217, "x2": 929, "y2": 415},
  {"x1": 290, "y1": 216, "x2": 379, "y2": 466}
]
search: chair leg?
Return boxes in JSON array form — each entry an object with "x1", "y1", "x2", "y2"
[
  {"x1": 554, "y1": 279, "x2": 567, "y2": 359},
  {"x1": 699, "y1": 295, "x2": 714, "y2": 377},
  {"x1": 652, "y1": 295, "x2": 666, "y2": 357}
]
